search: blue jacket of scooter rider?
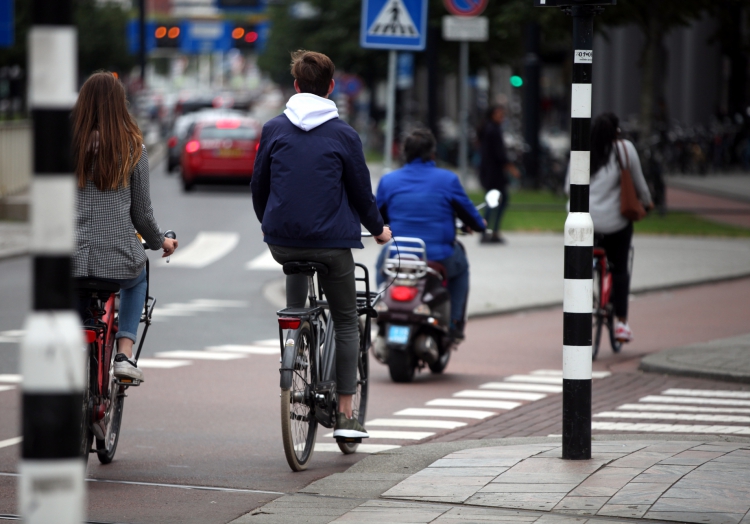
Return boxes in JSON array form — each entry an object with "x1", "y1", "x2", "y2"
[
  {"x1": 251, "y1": 93, "x2": 384, "y2": 249},
  {"x1": 376, "y1": 159, "x2": 486, "y2": 261}
]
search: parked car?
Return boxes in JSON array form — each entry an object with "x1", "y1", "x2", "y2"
[
  {"x1": 180, "y1": 117, "x2": 260, "y2": 191},
  {"x1": 166, "y1": 109, "x2": 246, "y2": 172}
]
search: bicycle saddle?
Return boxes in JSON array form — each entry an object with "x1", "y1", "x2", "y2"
[
  {"x1": 74, "y1": 277, "x2": 121, "y2": 295},
  {"x1": 282, "y1": 261, "x2": 329, "y2": 276}
]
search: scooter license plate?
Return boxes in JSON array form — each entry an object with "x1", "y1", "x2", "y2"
[{"x1": 388, "y1": 325, "x2": 410, "y2": 344}]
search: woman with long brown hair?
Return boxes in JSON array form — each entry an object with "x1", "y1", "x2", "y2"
[{"x1": 72, "y1": 72, "x2": 177, "y2": 382}]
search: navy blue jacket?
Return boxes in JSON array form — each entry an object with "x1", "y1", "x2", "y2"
[
  {"x1": 251, "y1": 115, "x2": 384, "y2": 249},
  {"x1": 376, "y1": 160, "x2": 485, "y2": 261}
]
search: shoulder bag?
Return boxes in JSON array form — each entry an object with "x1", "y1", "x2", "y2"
[{"x1": 615, "y1": 140, "x2": 646, "y2": 222}]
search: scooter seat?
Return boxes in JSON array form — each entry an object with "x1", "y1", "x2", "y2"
[{"x1": 282, "y1": 261, "x2": 329, "y2": 277}]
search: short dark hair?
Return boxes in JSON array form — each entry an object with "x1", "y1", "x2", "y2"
[
  {"x1": 403, "y1": 128, "x2": 436, "y2": 163},
  {"x1": 290, "y1": 50, "x2": 335, "y2": 97}
]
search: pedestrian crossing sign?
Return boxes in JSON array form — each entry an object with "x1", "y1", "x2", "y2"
[{"x1": 361, "y1": 0, "x2": 428, "y2": 51}]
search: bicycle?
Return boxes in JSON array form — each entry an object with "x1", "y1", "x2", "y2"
[
  {"x1": 75, "y1": 230, "x2": 176, "y2": 465},
  {"x1": 276, "y1": 257, "x2": 379, "y2": 472},
  {"x1": 591, "y1": 244, "x2": 633, "y2": 360}
]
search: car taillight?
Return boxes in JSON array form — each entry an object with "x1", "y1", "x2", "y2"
[
  {"x1": 185, "y1": 140, "x2": 200, "y2": 153},
  {"x1": 278, "y1": 317, "x2": 301, "y2": 330},
  {"x1": 391, "y1": 286, "x2": 419, "y2": 302},
  {"x1": 167, "y1": 136, "x2": 177, "y2": 148},
  {"x1": 255, "y1": 142, "x2": 260, "y2": 152}
]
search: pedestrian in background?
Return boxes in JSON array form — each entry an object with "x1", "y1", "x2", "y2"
[
  {"x1": 576, "y1": 112, "x2": 653, "y2": 343},
  {"x1": 478, "y1": 104, "x2": 520, "y2": 244}
]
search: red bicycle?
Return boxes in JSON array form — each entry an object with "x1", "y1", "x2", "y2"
[
  {"x1": 591, "y1": 245, "x2": 632, "y2": 360},
  {"x1": 76, "y1": 230, "x2": 175, "y2": 465}
]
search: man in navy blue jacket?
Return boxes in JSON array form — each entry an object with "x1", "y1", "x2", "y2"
[
  {"x1": 252, "y1": 51, "x2": 391, "y2": 439},
  {"x1": 376, "y1": 129, "x2": 485, "y2": 340}
]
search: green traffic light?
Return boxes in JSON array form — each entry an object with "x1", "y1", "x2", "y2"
[{"x1": 510, "y1": 76, "x2": 523, "y2": 88}]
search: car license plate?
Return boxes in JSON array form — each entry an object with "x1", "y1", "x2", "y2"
[
  {"x1": 216, "y1": 148, "x2": 242, "y2": 158},
  {"x1": 388, "y1": 325, "x2": 410, "y2": 344}
]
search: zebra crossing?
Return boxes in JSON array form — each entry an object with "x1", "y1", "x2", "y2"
[
  {"x1": 316, "y1": 369, "x2": 611, "y2": 454},
  {"x1": 593, "y1": 387, "x2": 750, "y2": 435}
]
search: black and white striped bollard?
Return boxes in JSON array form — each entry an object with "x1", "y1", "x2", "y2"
[{"x1": 20, "y1": 1, "x2": 85, "y2": 522}]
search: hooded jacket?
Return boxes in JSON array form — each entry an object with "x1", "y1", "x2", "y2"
[{"x1": 251, "y1": 93, "x2": 384, "y2": 249}]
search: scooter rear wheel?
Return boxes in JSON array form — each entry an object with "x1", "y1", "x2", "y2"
[{"x1": 387, "y1": 348, "x2": 415, "y2": 383}]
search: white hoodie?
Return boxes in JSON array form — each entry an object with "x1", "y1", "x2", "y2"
[{"x1": 284, "y1": 93, "x2": 339, "y2": 132}]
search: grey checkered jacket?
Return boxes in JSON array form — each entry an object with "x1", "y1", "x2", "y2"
[{"x1": 73, "y1": 145, "x2": 164, "y2": 280}]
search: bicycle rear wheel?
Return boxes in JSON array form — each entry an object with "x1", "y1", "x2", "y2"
[
  {"x1": 281, "y1": 322, "x2": 318, "y2": 471},
  {"x1": 79, "y1": 343, "x2": 95, "y2": 466},
  {"x1": 338, "y1": 330, "x2": 370, "y2": 455},
  {"x1": 592, "y1": 266, "x2": 604, "y2": 360},
  {"x1": 608, "y1": 315, "x2": 623, "y2": 354},
  {"x1": 96, "y1": 347, "x2": 125, "y2": 464}
]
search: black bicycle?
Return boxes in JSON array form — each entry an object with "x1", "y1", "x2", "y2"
[{"x1": 276, "y1": 260, "x2": 378, "y2": 472}]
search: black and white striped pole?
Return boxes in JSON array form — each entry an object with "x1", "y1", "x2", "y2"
[
  {"x1": 20, "y1": 1, "x2": 85, "y2": 522},
  {"x1": 535, "y1": 0, "x2": 614, "y2": 460}
]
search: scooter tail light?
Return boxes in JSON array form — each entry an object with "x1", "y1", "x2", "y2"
[
  {"x1": 83, "y1": 330, "x2": 97, "y2": 344},
  {"x1": 278, "y1": 317, "x2": 301, "y2": 330},
  {"x1": 391, "y1": 286, "x2": 419, "y2": 302}
]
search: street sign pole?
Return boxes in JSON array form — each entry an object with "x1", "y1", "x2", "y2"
[
  {"x1": 384, "y1": 50, "x2": 397, "y2": 172},
  {"x1": 139, "y1": 0, "x2": 146, "y2": 85},
  {"x1": 458, "y1": 40, "x2": 469, "y2": 184}
]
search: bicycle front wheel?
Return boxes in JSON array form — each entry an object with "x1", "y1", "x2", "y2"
[
  {"x1": 338, "y1": 335, "x2": 370, "y2": 455},
  {"x1": 96, "y1": 346, "x2": 125, "y2": 464},
  {"x1": 280, "y1": 322, "x2": 318, "y2": 471}
]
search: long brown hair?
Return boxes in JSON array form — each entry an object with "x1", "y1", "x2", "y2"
[{"x1": 72, "y1": 72, "x2": 143, "y2": 190}]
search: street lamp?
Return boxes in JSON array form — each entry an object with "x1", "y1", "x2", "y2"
[{"x1": 534, "y1": 0, "x2": 616, "y2": 461}]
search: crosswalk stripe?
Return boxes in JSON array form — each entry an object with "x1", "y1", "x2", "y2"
[
  {"x1": 504, "y1": 375, "x2": 563, "y2": 385},
  {"x1": 592, "y1": 421, "x2": 750, "y2": 435},
  {"x1": 137, "y1": 359, "x2": 191, "y2": 369},
  {"x1": 253, "y1": 339, "x2": 281, "y2": 347},
  {"x1": 394, "y1": 408, "x2": 495, "y2": 420},
  {"x1": 245, "y1": 249, "x2": 279, "y2": 270},
  {"x1": 315, "y1": 443, "x2": 400, "y2": 453},
  {"x1": 323, "y1": 430, "x2": 434, "y2": 440},
  {"x1": 426, "y1": 398, "x2": 521, "y2": 410},
  {"x1": 531, "y1": 369, "x2": 611, "y2": 379},
  {"x1": 0, "y1": 437, "x2": 22, "y2": 449},
  {"x1": 367, "y1": 419, "x2": 466, "y2": 429},
  {"x1": 0, "y1": 386, "x2": 15, "y2": 393},
  {"x1": 662, "y1": 388, "x2": 750, "y2": 399},
  {"x1": 595, "y1": 411, "x2": 750, "y2": 424},
  {"x1": 479, "y1": 382, "x2": 563, "y2": 394},
  {"x1": 618, "y1": 403, "x2": 750, "y2": 414},
  {"x1": 0, "y1": 374, "x2": 22, "y2": 383},
  {"x1": 206, "y1": 345, "x2": 278, "y2": 355},
  {"x1": 160, "y1": 232, "x2": 240, "y2": 268},
  {"x1": 641, "y1": 395, "x2": 750, "y2": 407},
  {"x1": 155, "y1": 350, "x2": 247, "y2": 360},
  {"x1": 453, "y1": 390, "x2": 546, "y2": 402}
]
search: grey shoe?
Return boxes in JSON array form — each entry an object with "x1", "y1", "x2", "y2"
[
  {"x1": 333, "y1": 412, "x2": 369, "y2": 438},
  {"x1": 114, "y1": 353, "x2": 145, "y2": 382}
]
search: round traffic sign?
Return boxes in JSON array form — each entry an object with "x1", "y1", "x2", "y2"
[{"x1": 443, "y1": 0, "x2": 488, "y2": 17}]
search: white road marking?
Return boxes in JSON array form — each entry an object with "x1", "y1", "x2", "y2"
[
  {"x1": 453, "y1": 390, "x2": 546, "y2": 402},
  {"x1": 480, "y1": 382, "x2": 563, "y2": 394},
  {"x1": 640, "y1": 395, "x2": 750, "y2": 407},
  {"x1": 595, "y1": 411, "x2": 750, "y2": 424},
  {"x1": 0, "y1": 330, "x2": 25, "y2": 343},
  {"x1": 426, "y1": 398, "x2": 521, "y2": 410},
  {"x1": 155, "y1": 350, "x2": 247, "y2": 361},
  {"x1": 367, "y1": 419, "x2": 466, "y2": 429},
  {"x1": 394, "y1": 408, "x2": 495, "y2": 420},
  {"x1": 592, "y1": 421, "x2": 750, "y2": 435},
  {"x1": 136, "y1": 359, "x2": 192, "y2": 369},
  {"x1": 190, "y1": 299, "x2": 248, "y2": 308},
  {"x1": 246, "y1": 249, "x2": 280, "y2": 270},
  {"x1": 531, "y1": 369, "x2": 611, "y2": 379},
  {"x1": 0, "y1": 437, "x2": 22, "y2": 449},
  {"x1": 323, "y1": 430, "x2": 434, "y2": 440},
  {"x1": 0, "y1": 386, "x2": 16, "y2": 393},
  {"x1": 206, "y1": 345, "x2": 278, "y2": 355},
  {"x1": 0, "y1": 374, "x2": 22, "y2": 383},
  {"x1": 662, "y1": 388, "x2": 750, "y2": 399},
  {"x1": 618, "y1": 403, "x2": 750, "y2": 415},
  {"x1": 315, "y1": 443, "x2": 400, "y2": 453},
  {"x1": 161, "y1": 232, "x2": 239, "y2": 268},
  {"x1": 253, "y1": 339, "x2": 281, "y2": 347},
  {"x1": 504, "y1": 375, "x2": 563, "y2": 385}
]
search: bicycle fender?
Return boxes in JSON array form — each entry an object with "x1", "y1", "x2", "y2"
[{"x1": 279, "y1": 343, "x2": 295, "y2": 389}]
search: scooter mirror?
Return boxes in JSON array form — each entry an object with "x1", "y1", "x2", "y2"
[{"x1": 485, "y1": 189, "x2": 502, "y2": 209}]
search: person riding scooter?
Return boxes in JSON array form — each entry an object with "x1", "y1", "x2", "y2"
[{"x1": 375, "y1": 128, "x2": 486, "y2": 342}]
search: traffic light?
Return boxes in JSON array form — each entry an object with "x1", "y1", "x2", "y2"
[
  {"x1": 231, "y1": 25, "x2": 259, "y2": 49},
  {"x1": 154, "y1": 23, "x2": 181, "y2": 48},
  {"x1": 510, "y1": 75, "x2": 523, "y2": 88}
]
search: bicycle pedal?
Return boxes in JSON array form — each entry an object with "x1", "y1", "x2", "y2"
[
  {"x1": 116, "y1": 378, "x2": 141, "y2": 387},
  {"x1": 335, "y1": 437, "x2": 362, "y2": 444}
]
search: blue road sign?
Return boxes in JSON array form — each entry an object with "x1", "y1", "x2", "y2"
[
  {"x1": 127, "y1": 20, "x2": 156, "y2": 54},
  {"x1": 361, "y1": 0, "x2": 428, "y2": 51},
  {"x1": 0, "y1": 0, "x2": 13, "y2": 48},
  {"x1": 180, "y1": 20, "x2": 232, "y2": 54}
]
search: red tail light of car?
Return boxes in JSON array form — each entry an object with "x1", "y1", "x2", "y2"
[
  {"x1": 185, "y1": 140, "x2": 200, "y2": 153},
  {"x1": 391, "y1": 286, "x2": 419, "y2": 302},
  {"x1": 167, "y1": 136, "x2": 177, "y2": 148},
  {"x1": 255, "y1": 142, "x2": 260, "y2": 152}
]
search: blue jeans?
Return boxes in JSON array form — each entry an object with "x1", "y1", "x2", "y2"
[
  {"x1": 376, "y1": 242, "x2": 470, "y2": 328},
  {"x1": 112, "y1": 268, "x2": 147, "y2": 343}
]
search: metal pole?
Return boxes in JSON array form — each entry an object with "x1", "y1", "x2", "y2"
[
  {"x1": 562, "y1": 5, "x2": 596, "y2": 461},
  {"x1": 384, "y1": 49, "x2": 397, "y2": 173},
  {"x1": 139, "y1": 0, "x2": 146, "y2": 86},
  {"x1": 21, "y1": 0, "x2": 86, "y2": 522},
  {"x1": 458, "y1": 40, "x2": 469, "y2": 185}
]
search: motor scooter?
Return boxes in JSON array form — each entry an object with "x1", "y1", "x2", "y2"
[{"x1": 373, "y1": 190, "x2": 501, "y2": 383}]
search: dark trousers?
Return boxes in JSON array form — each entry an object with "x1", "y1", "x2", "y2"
[
  {"x1": 268, "y1": 245, "x2": 359, "y2": 395},
  {"x1": 594, "y1": 222, "x2": 633, "y2": 319},
  {"x1": 484, "y1": 188, "x2": 509, "y2": 234}
]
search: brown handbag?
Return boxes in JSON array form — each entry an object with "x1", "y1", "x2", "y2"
[{"x1": 615, "y1": 141, "x2": 646, "y2": 222}]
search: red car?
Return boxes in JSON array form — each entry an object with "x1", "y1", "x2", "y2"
[{"x1": 180, "y1": 118, "x2": 260, "y2": 191}]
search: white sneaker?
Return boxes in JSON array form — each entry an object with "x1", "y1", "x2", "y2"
[
  {"x1": 614, "y1": 321, "x2": 633, "y2": 343},
  {"x1": 114, "y1": 353, "x2": 145, "y2": 382}
]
